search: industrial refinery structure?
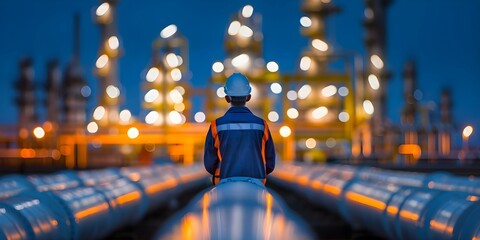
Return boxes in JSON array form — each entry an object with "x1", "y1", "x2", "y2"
[{"x1": 0, "y1": 0, "x2": 468, "y2": 171}]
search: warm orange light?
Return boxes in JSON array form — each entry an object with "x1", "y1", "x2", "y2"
[
  {"x1": 264, "y1": 193, "x2": 273, "y2": 239},
  {"x1": 297, "y1": 176, "x2": 309, "y2": 186},
  {"x1": 430, "y1": 220, "x2": 453, "y2": 234},
  {"x1": 386, "y1": 206, "x2": 399, "y2": 215},
  {"x1": 345, "y1": 192, "x2": 386, "y2": 210},
  {"x1": 467, "y1": 196, "x2": 479, "y2": 202},
  {"x1": 399, "y1": 210, "x2": 419, "y2": 221},
  {"x1": 43, "y1": 121, "x2": 54, "y2": 132},
  {"x1": 145, "y1": 178, "x2": 177, "y2": 194},
  {"x1": 74, "y1": 203, "x2": 109, "y2": 219},
  {"x1": 116, "y1": 192, "x2": 141, "y2": 205},
  {"x1": 20, "y1": 148, "x2": 36, "y2": 158},
  {"x1": 324, "y1": 184, "x2": 341, "y2": 196},
  {"x1": 311, "y1": 180, "x2": 324, "y2": 190},
  {"x1": 398, "y1": 144, "x2": 422, "y2": 160},
  {"x1": 202, "y1": 194, "x2": 211, "y2": 239},
  {"x1": 60, "y1": 146, "x2": 72, "y2": 156}
]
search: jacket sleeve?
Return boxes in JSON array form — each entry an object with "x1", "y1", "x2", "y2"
[
  {"x1": 203, "y1": 125, "x2": 219, "y2": 175},
  {"x1": 265, "y1": 127, "x2": 276, "y2": 175}
]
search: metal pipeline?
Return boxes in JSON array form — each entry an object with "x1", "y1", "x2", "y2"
[
  {"x1": 269, "y1": 162, "x2": 480, "y2": 240},
  {"x1": 0, "y1": 163, "x2": 210, "y2": 240},
  {"x1": 155, "y1": 178, "x2": 315, "y2": 240}
]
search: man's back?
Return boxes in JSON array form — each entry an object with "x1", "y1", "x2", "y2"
[{"x1": 203, "y1": 73, "x2": 275, "y2": 184}]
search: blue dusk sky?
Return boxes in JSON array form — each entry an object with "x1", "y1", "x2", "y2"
[{"x1": 0, "y1": 0, "x2": 479, "y2": 146}]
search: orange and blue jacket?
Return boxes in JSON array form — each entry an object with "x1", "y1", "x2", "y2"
[{"x1": 203, "y1": 106, "x2": 276, "y2": 184}]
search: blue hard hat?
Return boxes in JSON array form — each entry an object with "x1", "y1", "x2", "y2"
[{"x1": 224, "y1": 73, "x2": 252, "y2": 97}]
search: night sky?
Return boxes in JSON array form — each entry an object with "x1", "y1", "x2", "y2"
[{"x1": 1, "y1": 0, "x2": 479, "y2": 146}]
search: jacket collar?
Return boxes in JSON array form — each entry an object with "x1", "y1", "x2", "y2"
[{"x1": 225, "y1": 106, "x2": 252, "y2": 114}]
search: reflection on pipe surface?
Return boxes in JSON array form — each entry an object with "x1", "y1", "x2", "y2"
[
  {"x1": 0, "y1": 163, "x2": 210, "y2": 240},
  {"x1": 269, "y1": 162, "x2": 480, "y2": 240},
  {"x1": 156, "y1": 179, "x2": 315, "y2": 240}
]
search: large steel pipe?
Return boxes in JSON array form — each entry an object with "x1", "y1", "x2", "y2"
[
  {"x1": 156, "y1": 179, "x2": 315, "y2": 240},
  {"x1": 269, "y1": 162, "x2": 480, "y2": 240}
]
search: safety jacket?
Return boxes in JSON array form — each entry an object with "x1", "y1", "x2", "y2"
[{"x1": 204, "y1": 106, "x2": 276, "y2": 185}]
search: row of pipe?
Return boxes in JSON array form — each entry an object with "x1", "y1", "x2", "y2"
[
  {"x1": 155, "y1": 178, "x2": 316, "y2": 240},
  {"x1": 269, "y1": 162, "x2": 480, "y2": 240},
  {"x1": 0, "y1": 163, "x2": 210, "y2": 240}
]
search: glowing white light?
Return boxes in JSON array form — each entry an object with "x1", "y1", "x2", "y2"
[
  {"x1": 212, "y1": 62, "x2": 224, "y2": 73},
  {"x1": 171, "y1": 68, "x2": 182, "y2": 81},
  {"x1": 81, "y1": 86, "x2": 91, "y2": 97},
  {"x1": 300, "y1": 16, "x2": 312, "y2": 27},
  {"x1": 326, "y1": 138, "x2": 336, "y2": 148},
  {"x1": 33, "y1": 127, "x2": 45, "y2": 139},
  {"x1": 300, "y1": 56, "x2": 312, "y2": 71},
  {"x1": 166, "y1": 53, "x2": 180, "y2": 68},
  {"x1": 108, "y1": 36, "x2": 119, "y2": 50},
  {"x1": 463, "y1": 126, "x2": 473, "y2": 138},
  {"x1": 368, "y1": 74, "x2": 380, "y2": 90},
  {"x1": 228, "y1": 21, "x2": 241, "y2": 35},
  {"x1": 144, "y1": 89, "x2": 159, "y2": 103},
  {"x1": 96, "y1": 54, "x2": 109, "y2": 69},
  {"x1": 168, "y1": 111, "x2": 183, "y2": 125},
  {"x1": 338, "y1": 86, "x2": 349, "y2": 96},
  {"x1": 160, "y1": 24, "x2": 177, "y2": 38},
  {"x1": 239, "y1": 25, "x2": 253, "y2": 38},
  {"x1": 194, "y1": 112, "x2": 206, "y2": 123},
  {"x1": 106, "y1": 85, "x2": 120, "y2": 98},
  {"x1": 174, "y1": 86, "x2": 185, "y2": 95},
  {"x1": 127, "y1": 127, "x2": 139, "y2": 139},
  {"x1": 266, "y1": 61, "x2": 279, "y2": 72},
  {"x1": 298, "y1": 84, "x2": 312, "y2": 99},
  {"x1": 305, "y1": 138, "x2": 316, "y2": 149},
  {"x1": 287, "y1": 90, "x2": 298, "y2": 101},
  {"x1": 270, "y1": 83, "x2": 282, "y2": 94},
  {"x1": 145, "y1": 111, "x2": 163, "y2": 125},
  {"x1": 268, "y1": 111, "x2": 279, "y2": 122},
  {"x1": 370, "y1": 54, "x2": 384, "y2": 69},
  {"x1": 174, "y1": 103, "x2": 185, "y2": 112},
  {"x1": 96, "y1": 3, "x2": 110, "y2": 16},
  {"x1": 93, "y1": 106, "x2": 106, "y2": 120},
  {"x1": 242, "y1": 5, "x2": 254, "y2": 18},
  {"x1": 119, "y1": 110, "x2": 131, "y2": 122},
  {"x1": 363, "y1": 100, "x2": 374, "y2": 115},
  {"x1": 177, "y1": 56, "x2": 183, "y2": 66},
  {"x1": 279, "y1": 126, "x2": 292, "y2": 138},
  {"x1": 87, "y1": 122, "x2": 98, "y2": 133},
  {"x1": 312, "y1": 106, "x2": 328, "y2": 119},
  {"x1": 232, "y1": 54, "x2": 250, "y2": 69},
  {"x1": 217, "y1": 87, "x2": 226, "y2": 98},
  {"x1": 287, "y1": 108, "x2": 299, "y2": 119},
  {"x1": 312, "y1": 39, "x2": 329, "y2": 52},
  {"x1": 321, "y1": 85, "x2": 337, "y2": 97},
  {"x1": 339, "y1": 112, "x2": 350, "y2": 122},
  {"x1": 146, "y1": 67, "x2": 160, "y2": 82},
  {"x1": 169, "y1": 89, "x2": 183, "y2": 103}
]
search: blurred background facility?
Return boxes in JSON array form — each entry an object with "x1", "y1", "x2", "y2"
[
  {"x1": 1, "y1": 1, "x2": 480, "y2": 239},
  {"x1": 0, "y1": 0, "x2": 478, "y2": 171}
]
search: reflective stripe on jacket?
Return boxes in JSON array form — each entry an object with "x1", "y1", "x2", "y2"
[{"x1": 203, "y1": 106, "x2": 276, "y2": 184}]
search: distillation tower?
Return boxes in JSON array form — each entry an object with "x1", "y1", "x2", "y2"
[
  {"x1": 208, "y1": 5, "x2": 281, "y2": 121},
  {"x1": 92, "y1": 0, "x2": 122, "y2": 129},
  {"x1": 362, "y1": 0, "x2": 392, "y2": 159}
]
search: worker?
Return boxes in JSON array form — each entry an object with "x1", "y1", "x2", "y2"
[{"x1": 203, "y1": 72, "x2": 276, "y2": 185}]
